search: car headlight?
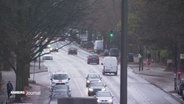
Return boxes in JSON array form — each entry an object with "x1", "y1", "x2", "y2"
[
  {"x1": 86, "y1": 80, "x2": 90, "y2": 83},
  {"x1": 107, "y1": 99, "x2": 113, "y2": 103},
  {"x1": 101, "y1": 88, "x2": 106, "y2": 91},
  {"x1": 97, "y1": 99, "x2": 101, "y2": 102},
  {"x1": 88, "y1": 88, "x2": 93, "y2": 91}
]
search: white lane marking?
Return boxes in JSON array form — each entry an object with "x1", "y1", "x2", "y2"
[{"x1": 73, "y1": 78, "x2": 84, "y2": 97}]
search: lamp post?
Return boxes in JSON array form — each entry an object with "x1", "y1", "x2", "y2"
[{"x1": 121, "y1": 0, "x2": 128, "y2": 104}]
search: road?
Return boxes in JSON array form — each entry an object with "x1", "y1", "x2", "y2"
[{"x1": 30, "y1": 43, "x2": 181, "y2": 104}]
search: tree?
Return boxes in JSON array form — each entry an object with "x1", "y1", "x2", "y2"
[{"x1": 0, "y1": 0, "x2": 89, "y2": 101}]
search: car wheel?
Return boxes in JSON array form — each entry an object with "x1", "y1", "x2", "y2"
[
  {"x1": 102, "y1": 71, "x2": 105, "y2": 75},
  {"x1": 97, "y1": 62, "x2": 99, "y2": 65},
  {"x1": 88, "y1": 92, "x2": 91, "y2": 96},
  {"x1": 114, "y1": 72, "x2": 117, "y2": 76},
  {"x1": 87, "y1": 61, "x2": 90, "y2": 64}
]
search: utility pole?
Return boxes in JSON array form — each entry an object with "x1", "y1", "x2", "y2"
[{"x1": 121, "y1": 0, "x2": 127, "y2": 104}]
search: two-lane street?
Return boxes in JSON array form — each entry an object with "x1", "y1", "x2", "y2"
[{"x1": 30, "y1": 44, "x2": 181, "y2": 104}]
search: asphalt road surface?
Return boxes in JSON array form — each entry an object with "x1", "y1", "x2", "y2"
[{"x1": 30, "y1": 43, "x2": 181, "y2": 104}]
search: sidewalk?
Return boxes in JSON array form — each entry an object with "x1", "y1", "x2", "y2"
[
  {"x1": 129, "y1": 62, "x2": 184, "y2": 103},
  {"x1": 0, "y1": 61, "x2": 48, "y2": 104}
]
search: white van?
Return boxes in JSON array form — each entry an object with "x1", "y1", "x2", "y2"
[
  {"x1": 94, "y1": 40, "x2": 103, "y2": 53},
  {"x1": 102, "y1": 56, "x2": 118, "y2": 75}
]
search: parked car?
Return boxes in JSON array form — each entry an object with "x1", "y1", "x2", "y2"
[
  {"x1": 50, "y1": 72, "x2": 70, "y2": 87},
  {"x1": 86, "y1": 73, "x2": 102, "y2": 87},
  {"x1": 68, "y1": 47, "x2": 78, "y2": 55},
  {"x1": 101, "y1": 56, "x2": 118, "y2": 75},
  {"x1": 176, "y1": 79, "x2": 184, "y2": 97},
  {"x1": 87, "y1": 55, "x2": 100, "y2": 64},
  {"x1": 127, "y1": 53, "x2": 135, "y2": 62},
  {"x1": 88, "y1": 81, "x2": 106, "y2": 96},
  {"x1": 50, "y1": 85, "x2": 71, "y2": 100},
  {"x1": 95, "y1": 91, "x2": 114, "y2": 104}
]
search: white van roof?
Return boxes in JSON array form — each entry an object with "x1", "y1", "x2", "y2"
[{"x1": 103, "y1": 56, "x2": 117, "y2": 64}]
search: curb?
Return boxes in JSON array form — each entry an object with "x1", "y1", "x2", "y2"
[{"x1": 130, "y1": 66, "x2": 184, "y2": 103}]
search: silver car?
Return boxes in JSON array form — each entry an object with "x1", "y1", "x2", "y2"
[{"x1": 95, "y1": 91, "x2": 113, "y2": 104}]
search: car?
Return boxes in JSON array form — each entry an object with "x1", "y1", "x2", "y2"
[
  {"x1": 87, "y1": 55, "x2": 100, "y2": 64},
  {"x1": 88, "y1": 81, "x2": 106, "y2": 96},
  {"x1": 109, "y1": 48, "x2": 119, "y2": 58},
  {"x1": 50, "y1": 47, "x2": 59, "y2": 52},
  {"x1": 50, "y1": 72, "x2": 70, "y2": 87},
  {"x1": 95, "y1": 91, "x2": 114, "y2": 104},
  {"x1": 176, "y1": 79, "x2": 184, "y2": 96},
  {"x1": 49, "y1": 85, "x2": 71, "y2": 101},
  {"x1": 42, "y1": 54, "x2": 53, "y2": 60},
  {"x1": 68, "y1": 47, "x2": 78, "y2": 55},
  {"x1": 127, "y1": 53, "x2": 135, "y2": 62},
  {"x1": 101, "y1": 56, "x2": 118, "y2": 75},
  {"x1": 86, "y1": 73, "x2": 102, "y2": 87}
]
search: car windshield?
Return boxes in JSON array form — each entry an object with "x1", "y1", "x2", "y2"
[
  {"x1": 52, "y1": 92, "x2": 68, "y2": 98},
  {"x1": 90, "y1": 82, "x2": 104, "y2": 87},
  {"x1": 96, "y1": 92, "x2": 112, "y2": 97},
  {"x1": 88, "y1": 74, "x2": 100, "y2": 79},
  {"x1": 53, "y1": 74, "x2": 68, "y2": 80},
  {"x1": 89, "y1": 55, "x2": 98, "y2": 58},
  {"x1": 69, "y1": 47, "x2": 76, "y2": 50}
]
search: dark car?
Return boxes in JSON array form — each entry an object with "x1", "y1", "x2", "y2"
[
  {"x1": 109, "y1": 48, "x2": 119, "y2": 58},
  {"x1": 86, "y1": 73, "x2": 102, "y2": 87},
  {"x1": 50, "y1": 85, "x2": 71, "y2": 99},
  {"x1": 88, "y1": 81, "x2": 106, "y2": 96},
  {"x1": 68, "y1": 47, "x2": 78, "y2": 55},
  {"x1": 127, "y1": 53, "x2": 134, "y2": 62},
  {"x1": 81, "y1": 41, "x2": 94, "y2": 49},
  {"x1": 87, "y1": 55, "x2": 99, "y2": 64},
  {"x1": 177, "y1": 79, "x2": 184, "y2": 97}
]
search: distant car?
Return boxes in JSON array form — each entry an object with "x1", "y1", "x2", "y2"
[
  {"x1": 88, "y1": 81, "x2": 106, "y2": 96},
  {"x1": 109, "y1": 48, "x2": 119, "y2": 58},
  {"x1": 42, "y1": 54, "x2": 53, "y2": 60},
  {"x1": 87, "y1": 55, "x2": 99, "y2": 64},
  {"x1": 127, "y1": 53, "x2": 134, "y2": 62},
  {"x1": 50, "y1": 48, "x2": 59, "y2": 52},
  {"x1": 86, "y1": 73, "x2": 102, "y2": 87},
  {"x1": 50, "y1": 85, "x2": 71, "y2": 100},
  {"x1": 81, "y1": 41, "x2": 94, "y2": 49},
  {"x1": 50, "y1": 72, "x2": 70, "y2": 87},
  {"x1": 68, "y1": 47, "x2": 78, "y2": 55},
  {"x1": 95, "y1": 91, "x2": 114, "y2": 104}
]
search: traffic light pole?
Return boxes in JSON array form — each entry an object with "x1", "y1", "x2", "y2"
[{"x1": 120, "y1": 0, "x2": 127, "y2": 104}]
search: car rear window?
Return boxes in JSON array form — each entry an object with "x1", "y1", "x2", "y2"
[{"x1": 53, "y1": 74, "x2": 68, "y2": 80}]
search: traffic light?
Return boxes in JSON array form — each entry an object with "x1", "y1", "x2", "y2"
[{"x1": 109, "y1": 31, "x2": 113, "y2": 37}]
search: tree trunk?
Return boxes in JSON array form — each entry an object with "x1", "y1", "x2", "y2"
[{"x1": 15, "y1": 61, "x2": 24, "y2": 102}]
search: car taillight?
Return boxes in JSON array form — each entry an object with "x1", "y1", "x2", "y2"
[
  {"x1": 68, "y1": 50, "x2": 70, "y2": 52},
  {"x1": 88, "y1": 58, "x2": 92, "y2": 60},
  {"x1": 76, "y1": 50, "x2": 78, "y2": 52},
  {"x1": 96, "y1": 58, "x2": 99, "y2": 60}
]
